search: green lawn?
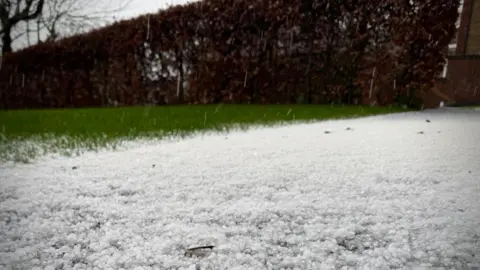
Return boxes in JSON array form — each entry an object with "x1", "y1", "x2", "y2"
[{"x1": 0, "y1": 105, "x2": 407, "y2": 162}]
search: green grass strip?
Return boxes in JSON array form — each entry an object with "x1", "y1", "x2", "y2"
[{"x1": 0, "y1": 104, "x2": 408, "y2": 163}]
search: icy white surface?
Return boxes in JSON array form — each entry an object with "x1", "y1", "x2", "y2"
[{"x1": 1, "y1": 109, "x2": 480, "y2": 270}]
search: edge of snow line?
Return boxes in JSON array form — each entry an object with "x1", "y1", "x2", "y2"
[{"x1": 0, "y1": 110, "x2": 428, "y2": 164}]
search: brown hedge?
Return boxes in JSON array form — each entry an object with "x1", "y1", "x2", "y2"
[{"x1": 0, "y1": 0, "x2": 459, "y2": 109}]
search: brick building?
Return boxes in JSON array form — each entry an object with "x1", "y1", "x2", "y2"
[{"x1": 435, "y1": 0, "x2": 480, "y2": 107}]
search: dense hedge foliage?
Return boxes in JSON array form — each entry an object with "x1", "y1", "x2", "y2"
[{"x1": 0, "y1": 0, "x2": 459, "y2": 109}]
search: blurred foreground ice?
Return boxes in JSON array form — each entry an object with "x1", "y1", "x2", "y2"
[{"x1": 1, "y1": 108, "x2": 479, "y2": 269}]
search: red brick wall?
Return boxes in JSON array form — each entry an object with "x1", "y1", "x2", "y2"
[
  {"x1": 457, "y1": 0, "x2": 473, "y2": 55},
  {"x1": 466, "y1": 0, "x2": 480, "y2": 53},
  {"x1": 429, "y1": 0, "x2": 480, "y2": 108},
  {"x1": 436, "y1": 55, "x2": 480, "y2": 105}
]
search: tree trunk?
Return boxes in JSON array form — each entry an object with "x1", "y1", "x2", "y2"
[{"x1": 2, "y1": 25, "x2": 13, "y2": 54}]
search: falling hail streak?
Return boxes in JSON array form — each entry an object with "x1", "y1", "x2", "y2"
[
  {"x1": 289, "y1": 31, "x2": 294, "y2": 53},
  {"x1": 369, "y1": 67, "x2": 376, "y2": 99},
  {"x1": 244, "y1": 71, "x2": 248, "y2": 87},
  {"x1": 147, "y1": 15, "x2": 151, "y2": 41},
  {"x1": 177, "y1": 74, "x2": 181, "y2": 97}
]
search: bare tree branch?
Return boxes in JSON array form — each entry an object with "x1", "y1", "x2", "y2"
[
  {"x1": 1, "y1": 0, "x2": 131, "y2": 52},
  {"x1": 1, "y1": 0, "x2": 45, "y2": 53},
  {"x1": 38, "y1": 0, "x2": 131, "y2": 42},
  {"x1": 9, "y1": 0, "x2": 44, "y2": 25}
]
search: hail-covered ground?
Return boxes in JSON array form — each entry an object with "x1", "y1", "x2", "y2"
[{"x1": 1, "y1": 108, "x2": 479, "y2": 270}]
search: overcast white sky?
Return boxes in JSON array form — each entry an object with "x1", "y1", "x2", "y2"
[
  {"x1": 113, "y1": 0, "x2": 192, "y2": 20},
  {"x1": 8, "y1": 0, "x2": 193, "y2": 51}
]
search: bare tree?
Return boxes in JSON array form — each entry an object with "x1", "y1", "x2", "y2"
[
  {"x1": 37, "y1": 0, "x2": 131, "y2": 42},
  {"x1": 0, "y1": 0, "x2": 45, "y2": 54},
  {"x1": 1, "y1": 0, "x2": 130, "y2": 52}
]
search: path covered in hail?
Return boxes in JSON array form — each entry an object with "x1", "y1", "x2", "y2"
[{"x1": 1, "y1": 108, "x2": 479, "y2": 269}]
